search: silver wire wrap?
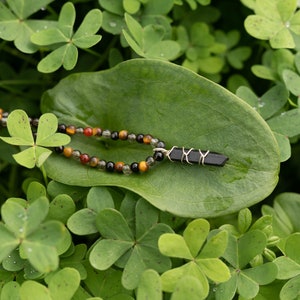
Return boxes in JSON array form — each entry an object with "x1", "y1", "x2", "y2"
[
  {"x1": 198, "y1": 149, "x2": 210, "y2": 165},
  {"x1": 153, "y1": 146, "x2": 210, "y2": 165},
  {"x1": 181, "y1": 147, "x2": 193, "y2": 164}
]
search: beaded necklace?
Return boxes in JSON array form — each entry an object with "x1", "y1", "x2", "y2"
[{"x1": 0, "y1": 108, "x2": 228, "y2": 175}]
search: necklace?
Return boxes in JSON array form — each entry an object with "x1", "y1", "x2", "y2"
[{"x1": 0, "y1": 108, "x2": 228, "y2": 174}]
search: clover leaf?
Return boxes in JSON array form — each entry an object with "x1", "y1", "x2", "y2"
[
  {"x1": 67, "y1": 186, "x2": 115, "y2": 235},
  {"x1": 0, "y1": 110, "x2": 70, "y2": 168},
  {"x1": 31, "y1": 2, "x2": 102, "y2": 73},
  {"x1": 136, "y1": 269, "x2": 162, "y2": 300},
  {"x1": 13, "y1": 267, "x2": 81, "y2": 300},
  {"x1": 244, "y1": 0, "x2": 300, "y2": 48},
  {"x1": 180, "y1": 22, "x2": 226, "y2": 75},
  {"x1": 0, "y1": 0, "x2": 56, "y2": 53},
  {"x1": 122, "y1": 13, "x2": 180, "y2": 60},
  {"x1": 215, "y1": 30, "x2": 251, "y2": 69},
  {"x1": 251, "y1": 49, "x2": 295, "y2": 81},
  {"x1": 0, "y1": 195, "x2": 69, "y2": 273},
  {"x1": 178, "y1": 0, "x2": 211, "y2": 10},
  {"x1": 236, "y1": 84, "x2": 290, "y2": 162},
  {"x1": 158, "y1": 219, "x2": 230, "y2": 299},
  {"x1": 89, "y1": 198, "x2": 173, "y2": 290},
  {"x1": 262, "y1": 192, "x2": 300, "y2": 238},
  {"x1": 215, "y1": 217, "x2": 277, "y2": 300},
  {"x1": 272, "y1": 233, "x2": 300, "y2": 300}
]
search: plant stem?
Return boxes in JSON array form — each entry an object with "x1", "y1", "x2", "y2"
[{"x1": 40, "y1": 164, "x2": 49, "y2": 186}]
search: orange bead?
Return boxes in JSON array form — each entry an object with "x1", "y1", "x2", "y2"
[
  {"x1": 66, "y1": 125, "x2": 76, "y2": 135},
  {"x1": 115, "y1": 161, "x2": 125, "y2": 172},
  {"x1": 143, "y1": 134, "x2": 152, "y2": 144},
  {"x1": 138, "y1": 161, "x2": 149, "y2": 172},
  {"x1": 119, "y1": 130, "x2": 128, "y2": 140},
  {"x1": 63, "y1": 147, "x2": 73, "y2": 157},
  {"x1": 92, "y1": 127, "x2": 102, "y2": 136}
]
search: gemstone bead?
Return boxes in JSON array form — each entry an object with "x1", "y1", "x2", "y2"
[
  {"x1": 72, "y1": 150, "x2": 81, "y2": 160},
  {"x1": 106, "y1": 161, "x2": 115, "y2": 172},
  {"x1": 76, "y1": 127, "x2": 84, "y2": 134},
  {"x1": 102, "y1": 129, "x2": 111, "y2": 138},
  {"x1": 119, "y1": 130, "x2": 128, "y2": 140},
  {"x1": 66, "y1": 125, "x2": 76, "y2": 135},
  {"x1": 89, "y1": 156, "x2": 99, "y2": 167},
  {"x1": 97, "y1": 160, "x2": 106, "y2": 170},
  {"x1": 63, "y1": 147, "x2": 73, "y2": 157},
  {"x1": 136, "y1": 134, "x2": 144, "y2": 143},
  {"x1": 143, "y1": 134, "x2": 152, "y2": 144},
  {"x1": 130, "y1": 162, "x2": 139, "y2": 173},
  {"x1": 114, "y1": 161, "x2": 124, "y2": 172},
  {"x1": 156, "y1": 141, "x2": 166, "y2": 148},
  {"x1": 146, "y1": 156, "x2": 155, "y2": 166},
  {"x1": 58, "y1": 124, "x2": 66, "y2": 133},
  {"x1": 83, "y1": 127, "x2": 93, "y2": 136},
  {"x1": 54, "y1": 146, "x2": 64, "y2": 153},
  {"x1": 80, "y1": 153, "x2": 90, "y2": 164},
  {"x1": 153, "y1": 151, "x2": 164, "y2": 161},
  {"x1": 93, "y1": 127, "x2": 102, "y2": 136},
  {"x1": 111, "y1": 131, "x2": 119, "y2": 140},
  {"x1": 122, "y1": 164, "x2": 132, "y2": 175},
  {"x1": 138, "y1": 161, "x2": 149, "y2": 172},
  {"x1": 128, "y1": 133, "x2": 136, "y2": 142}
]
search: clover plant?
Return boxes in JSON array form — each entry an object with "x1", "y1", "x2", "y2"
[{"x1": 1, "y1": 0, "x2": 300, "y2": 299}]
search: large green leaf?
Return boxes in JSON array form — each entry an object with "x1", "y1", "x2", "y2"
[{"x1": 41, "y1": 59, "x2": 280, "y2": 218}]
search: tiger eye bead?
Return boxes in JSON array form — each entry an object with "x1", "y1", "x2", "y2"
[
  {"x1": 89, "y1": 156, "x2": 99, "y2": 167},
  {"x1": 115, "y1": 161, "x2": 125, "y2": 172},
  {"x1": 63, "y1": 147, "x2": 73, "y2": 157},
  {"x1": 138, "y1": 161, "x2": 149, "y2": 172},
  {"x1": 143, "y1": 134, "x2": 152, "y2": 144},
  {"x1": 119, "y1": 130, "x2": 128, "y2": 140},
  {"x1": 93, "y1": 127, "x2": 102, "y2": 136},
  {"x1": 66, "y1": 125, "x2": 76, "y2": 135}
]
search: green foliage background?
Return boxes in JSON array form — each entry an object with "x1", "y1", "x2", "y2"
[{"x1": 1, "y1": 0, "x2": 300, "y2": 299}]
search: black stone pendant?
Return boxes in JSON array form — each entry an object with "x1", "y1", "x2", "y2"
[{"x1": 156, "y1": 146, "x2": 228, "y2": 167}]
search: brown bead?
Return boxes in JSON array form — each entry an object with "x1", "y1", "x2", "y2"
[
  {"x1": 115, "y1": 161, "x2": 125, "y2": 172},
  {"x1": 63, "y1": 147, "x2": 73, "y2": 157},
  {"x1": 66, "y1": 125, "x2": 76, "y2": 135},
  {"x1": 119, "y1": 130, "x2": 128, "y2": 140},
  {"x1": 89, "y1": 156, "x2": 99, "y2": 167},
  {"x1": 143, "y1": 134, "x2": 152, "y2": 144},
  {"x1": 138, "y1": 161, "x2": 149, "y2": 172}
]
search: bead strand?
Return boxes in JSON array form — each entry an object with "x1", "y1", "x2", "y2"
[
  {"x1": 55, "y1": 123, "x2": 166, "y2": 174},
  {"x1": 0, "y1": 108, "x2": 228, "y2": 171},
  {"x1": 54, "y1": 144, "x2": 164, "y2": 175},
  {"x1": 0, "y1": 108, "x2": 9, "y2": 127}
]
